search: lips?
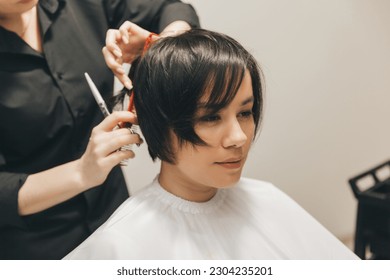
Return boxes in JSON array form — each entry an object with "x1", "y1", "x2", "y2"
[{"x1": 215, "y1": 158, "x2": 243, "y2": 169}]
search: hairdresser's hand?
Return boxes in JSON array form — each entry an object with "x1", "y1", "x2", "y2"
[
  {"x1": 103, "y1": 21, "x2": 152, "y2": 89},
  {"x1": 77, "y1": 111, "x2": 142, "y2": 189}
]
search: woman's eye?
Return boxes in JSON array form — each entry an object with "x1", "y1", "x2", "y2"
[
  {"x1": 199, "y1": 115, "x2": 220, "y2": 123},
  {"x1": 238, "y1": 110, "x2": 253, "y2": 118}
]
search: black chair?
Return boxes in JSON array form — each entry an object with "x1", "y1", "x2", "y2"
[{"x1": 348, "y1": 159, "x2": 390, "y2": 259}]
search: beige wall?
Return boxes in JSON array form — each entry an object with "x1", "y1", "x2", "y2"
[{"x1": 123, "y1": 0, "x2": 390, "y2": 240}]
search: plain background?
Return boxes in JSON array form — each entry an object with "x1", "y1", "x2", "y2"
[{"x1": 122, "y1": 0, "x2": 390, "y2": 242}]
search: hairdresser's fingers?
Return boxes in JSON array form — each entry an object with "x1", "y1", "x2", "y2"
[
  {"x1": 105, "y1": 31, "x2": 123, "y2": 65},
  {"x1": 104, "y1": 149, "x2": 135, "y2": 168},
  {"x1": 91, "y1": 126, "x2": 139, "y2": 145},
  {"x1": 126, "y1": 21, "x2": 150, "y2": 40},
  {"x1": 102, "y1": 46, "x2": 132, "y2": 89},
  {"x1": 102, "y1": 46, "x2": 123, "y2": 74},
  {"x1": 79, "y1": 143, "x2": 134, "y2": 188},
  {"x1": 104, "y1": 29, "x2": 127, "y2": 79},
  {"x1": 119, "y1": 21, "x2": 149, "y2": 45},
  {"x1": 117, "y1": 73, "x2": 133, "y2": 90},
  {"x1": 118, "y1": 114, "x2": 138, "y2": 127},
  {"x1": 92, "y1": 111, "x2": 137, "y2": 133},
  {"x1": 102, "y1": 46, "x2": 127, "y2": 85},
  {"x1": 119, "y1": 21, "x2": 150, "y2": 61},
  {"x1": 119, "y1": 21, "x2": 133, "y2": 45},
  {"x1": 93, "y1": 130, "x2": 143, "y2": 157},
  {"x1": 105, "y1": 29, "x2": 123, "y2": 57},
  {"x1": 103, "y1": 30, "x2": 124, "y2": 69},
  {"x1": 103, "y1": 36, "x2": 131, "y2": 88}
]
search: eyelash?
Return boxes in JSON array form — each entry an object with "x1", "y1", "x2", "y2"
[
  {"x1": 238, "y1": 111, "x2": 253, "y2": 119},
  {"x1": 199, "y1": 110, "x2": 253, "y2": 123}
]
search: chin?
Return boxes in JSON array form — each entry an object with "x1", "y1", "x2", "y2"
[{"x1": 213, "y1": 173, "x2": 242, "y2": 189}]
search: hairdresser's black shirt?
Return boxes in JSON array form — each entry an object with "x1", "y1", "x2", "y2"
[{"x1": 0, "y1": 0, "x2": 199, "y2": 259}]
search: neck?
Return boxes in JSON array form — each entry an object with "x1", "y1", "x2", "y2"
[
  {"x1": 0, "y1": 6, "x2": 42, "y2": 52},
  {"x1": 158, "y1": 162, "x2": 218, "y2": 202},
  {"x1": 0, "y1": 6, "x2": 36, "y2": 36}
]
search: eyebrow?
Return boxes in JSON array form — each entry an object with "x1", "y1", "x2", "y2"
[{"x1": 241, "y1": 96, "x2": 254, "y2": 106}]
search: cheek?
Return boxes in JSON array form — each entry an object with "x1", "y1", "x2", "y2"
[
  {"x1": 174, "y1": 146, "x2": 214, "y2": 182},
  {"x1": 194, "y1": 126, "x2": 220, "y2": 146},
  {"x1": 244, "y1": 121, "x2": 255, "y2": 141},
  {"x1": 194, "y1": 121, "x2": 256, "y2": 148},
  {"x1": 177, "y1": 139, "x2": 213, "y2": 161},
  {"x1": 241, "y1": 121, "x2": 256, "y2": 153},
  {"x1": 177, "y1": 145, "x2": 210, "y2": 167}
]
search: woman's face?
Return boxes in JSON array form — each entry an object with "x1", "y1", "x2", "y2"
[
  {"x1": 0, "y1": 0, "x2": 38, "y2": 17},
  {"x1": 160, "y1": 70, "x2": 255, "y2": 200}
]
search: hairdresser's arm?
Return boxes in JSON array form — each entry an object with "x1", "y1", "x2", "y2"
[
  {"x1": 103, "y1": 21, "x2": 191, "y2": 89},
  {"x1": 17, "y1": 111, "x2": 141, "y2": 216}
]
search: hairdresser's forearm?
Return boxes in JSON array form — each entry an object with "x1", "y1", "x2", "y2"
[
  {"x1": 17, "y1": 159, "x2": 90, "y2": 216},
  {"x1": 160, "y1": 20, "x2": 191, "y2": 37},
  {"x1": 17, "y1": 111, "x2": 137, "y2": 216}
]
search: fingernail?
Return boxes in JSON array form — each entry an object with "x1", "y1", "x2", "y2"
[
  {"x1": 136, "y1": 138, "x2": 144, "y2": 147},
  {"x1": 125, "y1": 80, "x2": 133, "y2": 90},
  {"x1": 122, "y1": 36, "x2": 129, "y2": 44}
]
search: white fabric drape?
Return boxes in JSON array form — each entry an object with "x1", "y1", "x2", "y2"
[{"x1": 65, "y1": 177, "x2": 358, "y2": 260}]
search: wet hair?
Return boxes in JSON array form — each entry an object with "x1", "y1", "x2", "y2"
[{"x1": 127, "y1": 29, "x2": 264, "y2": 163}]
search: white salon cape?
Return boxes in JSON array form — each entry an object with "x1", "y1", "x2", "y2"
[{"x1": 64, "y1": 177, "x2": 358, "y2": 259}]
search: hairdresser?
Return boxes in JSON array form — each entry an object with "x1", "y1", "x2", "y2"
[{"x1": 0, "y1": 0, "x2": 199, "y2": 260}]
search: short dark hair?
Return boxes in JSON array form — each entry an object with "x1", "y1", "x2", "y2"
[{"x1": 132, "y1": 29, "x2": 264, "y2": 163}]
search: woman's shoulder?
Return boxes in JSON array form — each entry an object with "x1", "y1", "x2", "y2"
[
  {"x1": 236, "y1": 177, "x2": 313, "y2": 211},
  {"x1": 63, "y1": 228, "x2": 129, "y2": 259},
  {"x1": 101, "y1": 180, "x2": 159, "y2": 227},
  {"x1": 233, "y1": 178, "x2": 358, "y2": 259},
  {"x1": 233, "y1": 177, "x2": 314, "y2": 220},
  {"x1": 64, "y1": 181, "x2": 162, "y2": 259}
]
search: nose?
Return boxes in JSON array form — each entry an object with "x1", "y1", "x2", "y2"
[{"x1": 222, "y1": 118, "x2": 248, "y2": 148}]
